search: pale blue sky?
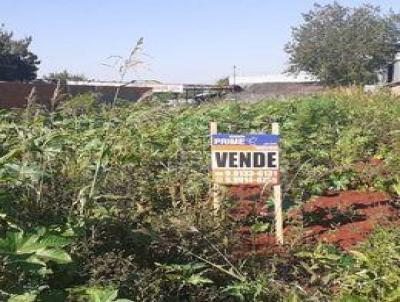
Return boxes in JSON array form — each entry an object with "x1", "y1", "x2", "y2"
[{"x1": 2, "y1": 0, "x2": 400, "y2": 83}]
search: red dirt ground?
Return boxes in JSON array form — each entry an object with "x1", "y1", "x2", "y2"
[
  {"x1": 229, "y1": 187, "x2": 399, "y2": 257},
  {"x1": 303, "y1": 191, "x2": 391, "y2": 212},
  {"x1": 229, "y1": 200, "x2": 271, "y2": 221},
  {"x1": 301, "y1": 191, "x2": 398, "y2": 249}
]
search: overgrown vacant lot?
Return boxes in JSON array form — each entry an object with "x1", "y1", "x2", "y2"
[{"x1": 0, "y1": 90, "x2": 399, "y2": 301}]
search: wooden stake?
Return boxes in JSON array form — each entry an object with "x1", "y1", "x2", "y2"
[
  {"x1": 210, "y1": 122, "x2": 218, "y2": 136},
  {"x1": 272, "y1": 122, "x2": 284, "y2": 245},
  {"x1": 210, "y1": 122, "x2": 221, "y2": 213},
  {"x1": 272, "y1": 122, "x2": 279, "y2": 136}
]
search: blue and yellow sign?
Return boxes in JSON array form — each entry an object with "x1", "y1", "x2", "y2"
[{"x1": 211, "y1": 134, "x2": 280, "y2": 185}]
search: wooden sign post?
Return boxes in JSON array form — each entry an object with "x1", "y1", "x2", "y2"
[
  {"x1": 272, "y1": 123, "x2": 283, "y2": 244},
  {"x1": 210, "y1": 122, "x2": 283, "y2": 244},
  {"x1": 210, "y1": 122, "x2": 221, "y2": 212}
]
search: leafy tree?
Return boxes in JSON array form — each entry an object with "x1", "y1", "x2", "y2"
[
  {"x1": 0, "y1": 25, "x2": 40, "y2": 81},
  {"x1": 285, "y1": 3, "x2": 400, "y2": 86},
  {"x1": 45, "y1": 69, "x2": 87, "y2": 81},
  {"x1": 216, "y1": 77, "x2": 229, "y2": 86}
]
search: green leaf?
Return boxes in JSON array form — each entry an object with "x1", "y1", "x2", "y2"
[
  {"x1": 37, "y1": 235, "x2": 71, "y2": 248},
  {"x1": 393, "y1": 181, "x2": 400, "y2": 196},
  {"x1": 387, "y1": 287, "x2": 400, "y2": 302},
  {"x1": 348, "y1": 250, "x2": 369, "y2": 263},
  {"x1": 0, "y1": 229, "x2": 72, "y2": 273},
  {"x1": 8, "y1": 292, "x2": 38, "y2": 302},
  {"x1": 251, "y1": 222, "x2": 270, "y2": 233},
  {"x1": 84, "y1": 287, "x2": 119, "y2": 302},
  {"x1": 186, "y1": 274, "x2": 214, "y2": 286},
  {"x1": 35, "y1": 248, "x2": 72, "y2": 264},
  {"x1": 338, "y1": 295, "x2": 369, "y2": 302}
]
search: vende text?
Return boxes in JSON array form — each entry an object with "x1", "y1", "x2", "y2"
[{"x1": 213, "y1": 151, "x2": 278, "y2": 169}]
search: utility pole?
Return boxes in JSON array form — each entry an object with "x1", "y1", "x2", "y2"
[
  {"x1": 233, "y1": 65, "x2": 237, "y2": 87},
  {"x1": 232, "y1": 65, "x2": 238, "y2": 98}
]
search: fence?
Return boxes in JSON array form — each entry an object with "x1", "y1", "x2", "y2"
[{"x1": 0, "y1": 81, "x2": 152, "y2": 109}]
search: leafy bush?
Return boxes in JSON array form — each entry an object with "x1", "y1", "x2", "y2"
[
  {"x1": 337, "y1": 228, "x2": 400, "y2": 301},
  {"x1": 0, "y1": 90, "x2": 399, "y2": 301}
]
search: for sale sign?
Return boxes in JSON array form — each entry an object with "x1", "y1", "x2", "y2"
[{"x1": 211, "y1": 134, "x2": 280, "y2": 185}]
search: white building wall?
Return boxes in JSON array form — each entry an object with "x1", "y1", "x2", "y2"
[
  {"x1": 393, "y1": 52, "x2": 400, "y2": 83},
  {"x1": 229, "y1": 73, "x2": 318, "y2": 86}
]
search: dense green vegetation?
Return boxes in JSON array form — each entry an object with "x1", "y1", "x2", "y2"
[
  {"x1": 0, "y1": 25, "x2": 40, "y2": 82},
  {"x1": 44, "y1": 70, "x2": 88, "y2": 82},
  {"x1": 0, "y1": 90, "x2": 399, "y2": 301}
]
